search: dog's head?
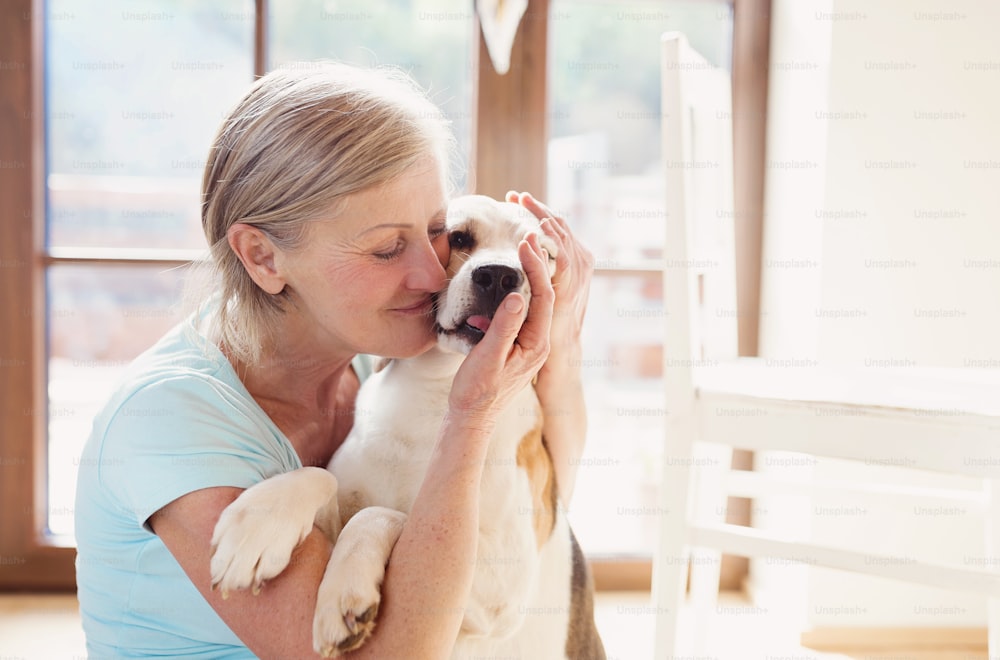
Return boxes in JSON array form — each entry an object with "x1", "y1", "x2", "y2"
[{"x1": 435, "y1": 195, "x2": 558, "y2": 354}]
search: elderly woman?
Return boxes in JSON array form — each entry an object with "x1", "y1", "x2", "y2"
[{"x1": 74, "y1": 62, "x2": 592, "y2": 658}]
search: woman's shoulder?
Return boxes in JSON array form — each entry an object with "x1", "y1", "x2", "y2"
[
  {"x1": 90, "y1": 317, "x2": 278, "y2": 451},
  {"x1": 109, "y1": 315, "x2": 244, "y2": 403},
  {"x1": 134, "y1": 313, "x2": 233, "y2": 378},
  {"x1": 78, "y1": 319, "x2": 300, "y2": 525}
]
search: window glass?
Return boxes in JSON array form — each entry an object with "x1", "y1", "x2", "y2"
[
  {"x1": 48, "y1": 265, "x2": 190, "y2": 537},
  {"x1": 46, "y1": 0, "x2": 254, "y2": 536},
  {"x1": 548, "y1": 0, "x2": 731, "y2": 265},
  {"x1": 573, "y1": 272, "x2": 666, "y2": 555},
  {"x1": 548, "y1": 0, "x2": 733, "y2": 556},
  {"x1": 46, "y1": 0, "x2": 255, "y2": 250},
  {"x1": 269, "y1": 0, "x2": 474, "y2": 189}
]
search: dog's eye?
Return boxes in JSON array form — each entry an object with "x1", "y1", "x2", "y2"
[{"x1": 449, "y1": 230, "x2": 474, "y2": 251}]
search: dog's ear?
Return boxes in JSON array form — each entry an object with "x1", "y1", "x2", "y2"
[{"x1": 373, "y1": 357, "x2": 392, "y2": 373}]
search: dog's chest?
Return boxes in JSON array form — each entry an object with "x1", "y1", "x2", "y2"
[{"x1": 335, "y1": 359, "x2": 555, "y2": 641}]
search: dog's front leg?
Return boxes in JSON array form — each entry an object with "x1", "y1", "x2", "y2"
[
  {"x1": 313, "y1": 506, "x2": 406, "y2": 658},
  {"x1": 210, "y1": 466, "x2": 340, "y2": 597}
]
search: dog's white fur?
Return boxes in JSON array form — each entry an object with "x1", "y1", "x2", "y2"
[{"x1": 210, "y1": 195, "x2": 603, "y2": 658}]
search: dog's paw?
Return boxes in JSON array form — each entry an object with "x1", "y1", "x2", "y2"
[
  {"x1": 312, "y1": 553, "x2": 385, "y2": 657},
  {"x1": 209, "y1": 469, "x2": 336, "y2": 598},
  {"x1": 209, "y1": 496, "x2": 312, "y2": 598}
]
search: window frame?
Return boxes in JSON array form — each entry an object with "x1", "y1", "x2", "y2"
[
  {"x1": 1, "y1": 0, "x2": 74, "y2": 589},
  {"x1": 0, "y1": 0, "x2": 770, "y2": 591}
]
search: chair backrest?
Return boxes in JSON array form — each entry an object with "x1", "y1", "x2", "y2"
[{"x1": 660, "y1": 32, "x2": 738, "y2": 406}]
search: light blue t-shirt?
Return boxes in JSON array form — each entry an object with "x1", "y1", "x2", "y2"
[{"x1": 74, "y1": 315, "x2": 373, "y2": 659}]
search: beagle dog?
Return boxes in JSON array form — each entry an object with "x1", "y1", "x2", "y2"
[{"x1": 210, "y1": 195, "x2": 606, "y2": 659}]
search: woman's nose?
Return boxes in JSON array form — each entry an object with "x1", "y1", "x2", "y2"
[{"x1": 410, "y1": 238, "x2": 448, "y2": 292}]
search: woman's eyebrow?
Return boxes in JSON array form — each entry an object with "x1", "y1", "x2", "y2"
[
  {"x1": 357, "y1": 222, "x2": 412, "y2": 237},
  {"x1": 359, "y1": 208, "x2": 447, "y2": 237}
]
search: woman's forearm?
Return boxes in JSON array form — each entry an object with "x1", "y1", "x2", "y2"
[{"x1": 535, "y1": 355, "x2": 587, "y2": 505}]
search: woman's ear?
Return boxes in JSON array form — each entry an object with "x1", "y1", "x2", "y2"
[{"x1": 227, "y1": 224, "x2": 287, "y2": 295}]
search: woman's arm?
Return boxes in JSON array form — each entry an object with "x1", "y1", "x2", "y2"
[
  {"x1": 149, "y1": 413, "x2": 499, "y2": 659},
  {"x1": 535, "y1": 345, "x2": 588, "y2": 504},
  {"x1": 151, "y1": 234, "x2": 554, "y2": 658},
  {"x1": 506, "y1": 191, "x2": 594, "y2": 504},
  {"x1": 150, "y1": 488, "x2": 333, "y2": 657}
]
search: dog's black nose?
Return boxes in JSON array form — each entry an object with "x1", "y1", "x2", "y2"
[{"x1": 472, "y1": 264, "x2": 523, "y2": 307}]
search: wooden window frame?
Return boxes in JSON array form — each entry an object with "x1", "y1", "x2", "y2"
[
  {"x1": 0, "y1": 0, "x2": 770, "y2": 592},
  {"x1": 0, "y1": 0, "x2": 68, "y2": 590}
]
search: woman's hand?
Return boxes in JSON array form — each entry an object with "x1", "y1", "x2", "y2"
[
  {"x1": 447, "y1": 231, "x2": 555, "y2": 430},
  {"x1": 505, "y1": 191, "x2": 594, "y2": 503},
  {"x1": 506, "y1": 191, "x2": 594, "y2": 360}
]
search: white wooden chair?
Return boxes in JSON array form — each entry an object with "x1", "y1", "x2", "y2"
[{"x1": 652, "y1": 32, "x2": 1000, "y2": 657}]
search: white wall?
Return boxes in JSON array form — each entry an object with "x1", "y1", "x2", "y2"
[
  {"x1": 753, "y1": 0, "x2": 999, "y2": 629},
  {"x1": 760, "y1": 0, "x2": 1000, "y2": 367},
  {"x1": 817, "y1": 0, "x2": 1000, "y2": 368}
]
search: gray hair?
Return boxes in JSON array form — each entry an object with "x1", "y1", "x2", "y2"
[{"x1": 193, "y1": 62, "x2": 455, "y2": 364}]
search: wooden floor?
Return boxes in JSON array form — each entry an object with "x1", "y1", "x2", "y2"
[
  {"x1": 0, "y1": 591, "x2": 989, "y2": 659},
  {"x1": 596, "y1": 591, "x2": 989, "y2": 660}
]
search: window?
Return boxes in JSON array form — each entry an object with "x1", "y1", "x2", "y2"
[
  {"x1": 546, "y1": 0, "x2": 733, "y2": 560},
  {"x1": 45, "y1": 0, "x2": 257, "y2": 539},
  {"x1": 0, "y1": 0, "x2": 768, "y2": 591}
]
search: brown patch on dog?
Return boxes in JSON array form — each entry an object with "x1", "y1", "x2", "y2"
[
  {"x1": 515, "y1": 409, "x2": 558, "y2": 550},
  {"x1": 338, "y1": 490, "x2": 367, "y2": 526},
  {"x1": 446, "y1": 243, "x2": 472, "y2": 279},
  {"x1": 565, "y1": 529, "x2": 607, "y2": 659}
]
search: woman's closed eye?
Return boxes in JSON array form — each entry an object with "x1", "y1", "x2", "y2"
[
  {"x1": 372, "y1": 222, "x2": 447, "y2": 261},
  {"x1": 373, "y1": 239, "x2": 405, "y2": 261}
]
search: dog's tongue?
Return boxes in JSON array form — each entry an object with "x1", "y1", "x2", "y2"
[{"x1": 466, "y1": 315, "x2": 491, "y2": 333}]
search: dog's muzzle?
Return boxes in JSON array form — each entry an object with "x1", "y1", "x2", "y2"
[
  {"x1": 473, "y1": 264, "x2": 524, "y2": 310},
  {"x1": 437, "y1": 263, "x2": 526, "y2": 346}
]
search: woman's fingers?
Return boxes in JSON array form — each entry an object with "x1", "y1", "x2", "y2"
[
  {"x1": 506, "y1": 190, "x2": 588, "y2": 269},
  {"x1": 472, "y1": 293, "x2": 526, "y2": 368},
  {"x1": 539, "y1": 218, "x2": 570, "y2": 278},
  {"x1": 513, "y1": 233, "x2": 554, "y2": 357},
  {"x1": 507, "y1": 190, "x2": 593, "y2": 298},
  {"x1": 507, "y1": 190, "x2": 554, "y2": 223},
  {"x1": 449, "y1": 294, "x2": 523, "y2": 417}
]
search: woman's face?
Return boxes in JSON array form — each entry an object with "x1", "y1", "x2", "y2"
[{"x1": 277, "y1": 159, "x2": 451, "y2": 359}]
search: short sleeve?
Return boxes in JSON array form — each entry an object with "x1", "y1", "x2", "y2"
[{"x1": 93, "y1": 374, "x2": 301, "y2": 530}]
